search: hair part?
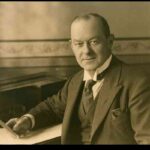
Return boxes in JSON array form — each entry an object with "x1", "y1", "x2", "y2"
[{"x1": 71, "y1": 13, "x2": 110, "y2": 38}]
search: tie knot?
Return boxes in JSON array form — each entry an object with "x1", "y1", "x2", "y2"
[{"x1": 85, "y1": 80, "x2": 96, "y2": 92}]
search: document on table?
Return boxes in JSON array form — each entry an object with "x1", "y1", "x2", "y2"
[{"x1": 0, "y1": 124, "x2": 62, "y2": 144}]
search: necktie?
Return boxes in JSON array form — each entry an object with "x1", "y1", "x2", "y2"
[
  {"x1": 81, "y1": 80, "x2": 96, "y2": 114},
  {"x1": 81, "y1": 68, "x2": 108, "y2": 114}
]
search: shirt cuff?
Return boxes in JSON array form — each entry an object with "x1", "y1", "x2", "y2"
[{"x1": 23, "y1": 114, "x2": 35, "y2": 129}]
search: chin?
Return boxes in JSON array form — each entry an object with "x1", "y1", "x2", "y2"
[{"x1": 83, "y1": 65, "x2": 98, "y2": 71}]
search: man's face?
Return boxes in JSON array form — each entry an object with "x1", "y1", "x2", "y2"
[{"x1": 71, "y1": 18, "x2": 114, "y2": 72}]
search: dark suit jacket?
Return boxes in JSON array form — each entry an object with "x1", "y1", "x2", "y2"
[{"x1": 29, "y1": 56, "x2": 150, "y2": 144}]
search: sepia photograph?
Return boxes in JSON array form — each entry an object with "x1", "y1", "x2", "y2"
[{"x1": 0, "y1": 1, "x2": 150, "y2": 144}]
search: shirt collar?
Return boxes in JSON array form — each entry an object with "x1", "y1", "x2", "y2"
[{"x1": 83, "y1": 55, "x2": 112, "y2": 81}]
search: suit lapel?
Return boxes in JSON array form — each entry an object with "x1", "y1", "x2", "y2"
[
  {"x1": 65, "y1": 71, "x2": 83, "y2": 118},
  {"x1": 91, "y1": 57, "x2": 123, "y2": 139},
  {"x1": 62, "y1": 71, "x2": 83, "y2": 143}
]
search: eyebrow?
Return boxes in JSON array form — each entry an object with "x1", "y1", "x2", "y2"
[
  {"x1": 72, "y1": 36, "x2": 101, "y2": 42},
  {"x1": 88, "y1": 36, "x2": 101, "y2": 41},
  {"x1": 72, "y1": 39, "x2": 83, "y2": 42}
]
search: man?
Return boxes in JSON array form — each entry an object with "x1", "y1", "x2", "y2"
[{"x1": 6, "y1": 13, "x2": 150, "y2": 144}]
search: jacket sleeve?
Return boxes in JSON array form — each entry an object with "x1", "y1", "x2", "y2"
[
  {"x1": 28, "y1": 78, "x2": 71, "y2": 129},
  {"x1": 129, "y1": 74, "x2": 150, "y2": 144}
]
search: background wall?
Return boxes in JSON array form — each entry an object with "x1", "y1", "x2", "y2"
[
  {"x1": 0, "y1": 2, "x2": 150, "y2": 79},
  {"x1": 0, "y1": 2, "x2": 150, "y2": 39}
]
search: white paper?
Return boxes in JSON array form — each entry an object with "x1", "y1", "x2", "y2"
[{"x1": 0, "y1": 124, "x2": 62, "y2": 145}]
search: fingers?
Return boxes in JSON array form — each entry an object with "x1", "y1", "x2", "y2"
[
  {"x1": 6, "y1": 116, "x2": 32, "y2": 136},
  {"x1": 13, "y1": 116, "x2": 31, "y2": 135},
  {"x1": 6, "y1": 118, "x2": 18, "y2": 129}
]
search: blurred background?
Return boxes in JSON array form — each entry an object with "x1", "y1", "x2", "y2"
[{"x1": 0, "y1": 2, "x2": 150, "y2": 39}]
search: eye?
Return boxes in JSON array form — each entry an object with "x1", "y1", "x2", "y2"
[
  {"x1": 90, "y1": 39, "x2": 101, "y2": 46},
  {"x1": 74, "y1": 42, "x2": 84, "y2": 47}
]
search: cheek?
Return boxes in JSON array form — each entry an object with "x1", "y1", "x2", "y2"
[
  {"x1": 94, "y1": 46, "x2": 105, "y2": 57},
  {"x1": 73, "y1": 50, "x2": 81, "y2": 61},
  {"x1": 95, "y1": 47, "x2": 110, "y2": 61}
]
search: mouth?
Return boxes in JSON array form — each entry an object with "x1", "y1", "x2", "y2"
[{"x1": 83, "y1": 57, "x2": 96, "y2": 61}]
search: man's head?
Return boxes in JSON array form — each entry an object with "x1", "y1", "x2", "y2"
[{"x1": 70, "y1": 13, "x2": 114, "y2": 73}]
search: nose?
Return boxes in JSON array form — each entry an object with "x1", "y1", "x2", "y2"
[{"x1": 82, "y1": 42, "x2": 92, "y2": 54}]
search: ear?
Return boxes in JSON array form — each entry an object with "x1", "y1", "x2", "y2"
[
  {"x1": 108, "y1": 34, "x2": 114, "y2": 47},
  {"x1": 69, "y1": 39, "x2": 74, "y2": 50}
]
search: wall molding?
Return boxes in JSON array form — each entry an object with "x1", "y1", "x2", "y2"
[
  {"x1": 0, "y1": 38, "x2": 150, "y2": 58},
  {"x1": 0, "y1": 37, "x2": 150, "y2": 67}
]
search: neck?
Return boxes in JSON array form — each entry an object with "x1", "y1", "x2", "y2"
[
  {"x1": 86, "y1": 70, "x2": 95, "y2": 78},
  {"x1": 83, "y1": 55, "x2": 113, "y2": 81}
]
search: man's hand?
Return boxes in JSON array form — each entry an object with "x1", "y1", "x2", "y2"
[{"x1": 6, "y1": 116, "x2": 32, "y2": 136}]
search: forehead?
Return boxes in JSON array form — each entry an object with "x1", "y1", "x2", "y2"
[{"x1": 71, "y1": 17, "x2": 105, "y2": 39}]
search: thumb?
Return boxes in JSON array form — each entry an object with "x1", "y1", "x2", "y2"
[{"x1": 13, "y1": 119, "x2": 24, "y2": 132}]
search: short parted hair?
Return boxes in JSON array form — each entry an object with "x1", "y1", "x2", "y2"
[{"x1": 71, "y1": 13, "x2": 110, "y2": 38}]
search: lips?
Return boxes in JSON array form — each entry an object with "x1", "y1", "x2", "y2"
[{"x1": 83, "y1": 57, "x2": 95, "y2": 60}]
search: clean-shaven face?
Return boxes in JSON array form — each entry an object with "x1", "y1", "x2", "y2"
[{"x1": 71, "y1": 17, "x2": 113, "y2": 72}]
